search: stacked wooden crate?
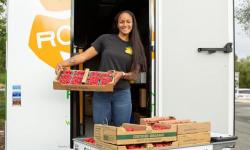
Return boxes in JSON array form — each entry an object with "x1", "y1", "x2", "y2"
[
  {"x1": 80, "y1": 116, "x2": 210, "y2": 150},
  {"x1": 141, "y1": 117, "x2": 211, "y2": 148},
  {"x1": 94, "y1": 122, "x2": 178, "y2": 150}
]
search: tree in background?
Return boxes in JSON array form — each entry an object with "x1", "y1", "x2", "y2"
[
  {"x1": 235, "y1": 0, "x2": 250, "y2": 88},
  {"x1": 0, "y1": 0, "x2": 6, "y2": 72},
  {"x1": 235, "y1": 57, "x2": 250, "y2": 88},
  {"x1": 235, "y1": 0, "x2": 250, "y2": 36}
]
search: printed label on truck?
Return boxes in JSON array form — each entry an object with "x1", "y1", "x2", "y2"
[
  {"x1": 29, "y1": 15, "x2": 70, "y2": 68},
  {"x1": 12, "y1": 85, "x2": 21, "y2": 106}
]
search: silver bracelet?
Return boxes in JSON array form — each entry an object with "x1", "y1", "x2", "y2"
[{"x1": 122, "y1": 72, "x2": 126, "y2": 79}]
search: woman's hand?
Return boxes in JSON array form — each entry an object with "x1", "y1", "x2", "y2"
[
  {"x1": 114, "y1": 71, "x2": 124, "y2": 85},
  {"x1": 55, "y1": 63, "x2": 64, "y2": 75},
  {"x1": 54, "y1": 46, "x2": 98, "y2": 75}
]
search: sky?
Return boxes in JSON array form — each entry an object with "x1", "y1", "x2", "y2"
[
  {"x1": 235, "y1": 24, "x2": 250, "y2": 59},
  {"x1": 235, "y1": 0, "x2": 250, "y2": 59}
]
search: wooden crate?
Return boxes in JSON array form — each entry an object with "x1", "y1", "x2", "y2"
[{"x1": 53, "y1": 69, "x2": 115, "y2": 92}]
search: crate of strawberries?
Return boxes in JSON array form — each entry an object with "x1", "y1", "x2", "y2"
[
  {"x1": 53, "y1": 69, "x2": 115, "y2": 92},
  {"x1": 95, "y1": 123, "x2": 177, "y2": 145}
]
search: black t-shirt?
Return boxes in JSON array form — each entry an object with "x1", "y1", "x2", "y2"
[{"x1": 91, "y1": 34, "x2": 133, "y2": 90}]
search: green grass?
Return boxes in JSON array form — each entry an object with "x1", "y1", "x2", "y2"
[
  {"x1": 0, "y1": 71, "x2": 6, "y2": 123},
  {"x1": 0, "y1": 71, "x2": 7, "y2": 127},
  {"x1": 0, "y1": 92, "x2": 5, "y2": 122},
  {"x1": 0, "y1": 71, "x2": 6, "y2": 84}
]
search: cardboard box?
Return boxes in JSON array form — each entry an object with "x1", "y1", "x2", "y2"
[
  {"x1": 178, "y1": 132, "x2": 210, "y2": 147},
  {"x1": 95, "y1": 141, "x2": 178, "y2": 150},
  {"x1": 177, "y1": 122, "x2": 210, "y2": 135},
  {"x1": 147, "y1": 141, "x2": 178, "y2": 150},
  {"x1": 94, "y1": 124, "x2": 103, "y2": 141},
  {"x1": 140, "y1": 117, "x2": 176, "y2": 125},
  {"x1": 53, "y1": 69, "x2": 115, "y2": 92},
  {"x1": 139, "y1": 89, "x2": 147, "y2": 108},
  {"x1": 95, "y1": 123, "x2": 177, "y2": 145},
  {"x1": 159, "y1": 121, "x2": 210, "y2": 135},
  {"x1": 96, "y1": 140, "x2": 150, "y2": 150}
]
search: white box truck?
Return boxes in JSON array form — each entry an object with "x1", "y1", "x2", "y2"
[{"x1": 6, "y1": 0, "x2": 236, "y2": 149}]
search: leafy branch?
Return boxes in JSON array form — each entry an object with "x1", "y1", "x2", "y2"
[{"x1": 235, "y1": 0, "x2": 250, "y2": 36}]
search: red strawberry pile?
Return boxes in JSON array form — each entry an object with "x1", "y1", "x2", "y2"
[
  {"x1": 151, "y1": 123, "x2": 171, "y2": 130},
  {"x1": 83, "y1": 137, "x2": 95, "y2": 144},
  {"x1": 71, "y1": 70, "x2": 85, "y2": 84},
  {"x1": 58, "y1": 70, "x2": 113, "y2": 86},
  {"x1": 153, "y1": 142, "x2": 173, "y2": 148},
  {"x1": 124, "y1": 127, "x2": 135, "y2": 132},
  {"x1": 86, "y1": 71, "x2": 113, "y2": 86},
  {"x1": 86, "y1": 76, "x2": 100, "y2": 85},
  {"x1": 164, "y1": 120, "x2": 192, "y2": 124},
  {"x1": 58, "y1": 70, "x2": 72, "y2": 84},
  {"x1": 101, "y1": 77, "x2": 113, "y2": 85},
  {"x1": 58, "y1": 70, "x2": 85, "y2": 85},
  {"x1": 126, "y1": 144, "x2": 145, "y2": 149},
  {"x1": 142, "y1": 116, "x2": 176, "y2": 124}
]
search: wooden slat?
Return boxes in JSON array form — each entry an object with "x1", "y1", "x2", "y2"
[
  {"x1": 55, "y1": 70, "x2": 62, "y2": 81},
  {"x1": 82, "y1": 68, "x2": 90, "y2": 83},
  {"x1": 78, "y1": 49, "x2": 84, "y2": 126}
]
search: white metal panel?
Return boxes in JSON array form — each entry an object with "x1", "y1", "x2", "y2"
[
  {"x1": 6, "y1": 0, "x2": 71, "y2": 149},
  {"x1": 156, "y1": 0, "x2": 234, "y2": 135}
]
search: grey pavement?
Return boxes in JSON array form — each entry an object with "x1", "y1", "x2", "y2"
[{"x1": 234, "y1": 101, "x2": 250, "y2": 150}]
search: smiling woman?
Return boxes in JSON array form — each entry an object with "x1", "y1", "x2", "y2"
[
  {"x1": 117, "y1": 12, "x2": 133, "y2": 37},
  {"x1": 56, "y1": 10, "x2": 147, "y2": 127},
  {"x1": 67, "y1": 0, "x2": 151, "y2": 147}
]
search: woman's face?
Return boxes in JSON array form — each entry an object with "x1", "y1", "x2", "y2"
[{"x1": 117, "y1": 12, "x2": 133, "y2": 35}]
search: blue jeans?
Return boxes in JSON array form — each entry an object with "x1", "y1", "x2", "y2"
[{"x1": 93, "y1": 88, "x2": 132, "y2": 126}]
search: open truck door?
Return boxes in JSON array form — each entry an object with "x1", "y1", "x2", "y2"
[
  {"x1": 6, "y1": 0, "x2": 71, "y2": 149},
  {"x1": 155, "y1": 0, "x2": 235, "y2": 136}
]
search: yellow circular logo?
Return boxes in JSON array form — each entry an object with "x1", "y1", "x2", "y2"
[
  {"x1": 29, "y1": 1, "x2": 71, "y2": 69},
  {"x1": 29, "y1": 15, "x2": 70, "y2": 68},
  {"x1": 40, "y1": 0, "x2": 71, "y2": 11}
]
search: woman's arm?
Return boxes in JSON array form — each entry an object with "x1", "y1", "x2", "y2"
[
  {"x1": 123, "y1": 71, "x2": 139, "y2": 81},
  {"x1": 113, "y1": 71, "x2": 139, "y2": 85},
  {"x1": 55, "y1": 46, "x2": 98, "y2": 74},
  {"x1": 111, "y1": 67, "x2": 142, "y2": 84},
  {"x1": 123, "y1": 65, "x2": 140, "y2": 81}
]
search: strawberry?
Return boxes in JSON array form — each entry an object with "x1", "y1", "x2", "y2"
[
  {"x1": 153, "y1": 142, "x2": 172, "y2": 147},
  {"x1": 124, "y1": 127, "x2": 134, "y2": 132},
  {"x1": 126, "y1": 144, "x2": 144, "y2": 149},
  {"x1": 152, "y1": 124, "x2": 171, "y2": 130},
  {"x1": 83, "y1": 137, "x2": 95, "y2": 144}
]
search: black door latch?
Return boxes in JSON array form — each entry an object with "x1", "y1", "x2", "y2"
[{"x1": 198, "y1": 43, "x2": 233, "y2": 54}]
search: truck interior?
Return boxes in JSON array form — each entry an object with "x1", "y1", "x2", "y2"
[{"x1": 71, "y1": 0, "x2": 152, "y2": 147}]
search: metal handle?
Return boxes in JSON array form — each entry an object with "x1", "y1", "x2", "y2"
[{"x1": 198, "y1": 43, "x2": 232, "y2": 54}]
